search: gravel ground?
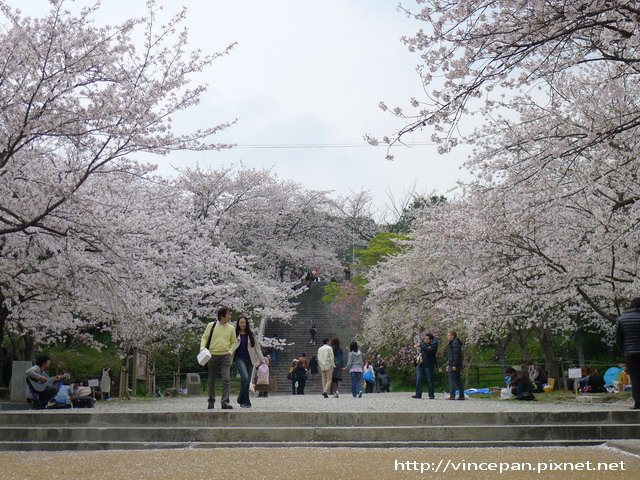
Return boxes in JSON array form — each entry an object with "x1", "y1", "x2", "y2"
[
  {"x1": 2, "y1": 393, "x2": 638, "y2": 479},
  {"x1": 3, "y1": 391, "x2": 635, "y2": 414},
  {"x1": 1, "y1": 445, "x2": 639, "y2": 480}
]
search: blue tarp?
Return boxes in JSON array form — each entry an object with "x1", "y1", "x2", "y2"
[
  {"x1": 603, "y1": 367, "x2": 623, "y2": 386},
  {"x1": 463, "y1": 388, "x2": 492, "y2": 395}
]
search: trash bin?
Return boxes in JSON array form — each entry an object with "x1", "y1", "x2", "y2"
[{"x1": 186, "y1": 373, "x2": 201, "y2": 396}]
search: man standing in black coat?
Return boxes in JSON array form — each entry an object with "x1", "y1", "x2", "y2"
[
  {"x1": 616, "y1": 297, "x2": 640, "y2": 410},
  {"x1": 447, "y1": 330, "x2": 465, "y2": 400},
  {"x1": 412, "y1": 333, "x2": 438, "y2": 399}
]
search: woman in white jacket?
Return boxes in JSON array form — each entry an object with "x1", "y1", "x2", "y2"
[{"x1": 234, "y1": 317, "x2": 264, "y2": 408}]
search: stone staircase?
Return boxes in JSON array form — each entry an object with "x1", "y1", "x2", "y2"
[
  {"x1": 264, "y1": 281, "x2": 356, "y2": 395},
  {"x1": 1, "y1": 410, "x2": 639, "y2": 451}
]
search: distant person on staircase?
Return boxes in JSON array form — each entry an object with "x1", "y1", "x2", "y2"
[
  {"x1": 309, "y1": 355, "x2": 319, "y2": 384},
  {"x1": 331, "y1": 338, "x2": 344, "y2": 398},
  {"x1": 298, "y1": 353, "x2": 309, "y2": 370},
  {"x1": 270, "y1": 334, "x2": 281, "y2": 365},
  {"x1": 288, "y1": 359, "x2": 300, "y2": 395},
  {"x1": 344, "y1": 264, "x2": 351, "y2": 281},
  {"x1": 317, "y1": 338, "x2": 335, "y2": 398},
  {"x1": 305, "y1": 271, "x2": 315, "y2": 288},
  {"x1": 309, "y1": 320, "x2": 317, "y2": 344},
  {"x1": 344, "y1": 341, "x2": 364, "y2": 398},
  {"x1": 296, "y1": 353, "x2": 308, "y2": 394}
]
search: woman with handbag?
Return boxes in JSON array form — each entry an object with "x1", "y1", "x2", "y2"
[
  {"x1": 234, "y1": 316, "x2": 265, "y2": 408},
  {"x1": 363, "y1": 359, "x2": 376, "y2": 393}
]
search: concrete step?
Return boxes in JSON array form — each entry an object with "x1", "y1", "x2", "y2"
[
  {"x1": 2, "y1": 410, "x2": 638, "y2": 450},
  {"x1": 2, "y1": 424, "x2": 639, "y2": 446},
  {"x1": 2, "y1": 410, "x2": 638, "y2": 427},
  {"x1": 0, "y1": 439, "x2": 608, "y2": 452}
]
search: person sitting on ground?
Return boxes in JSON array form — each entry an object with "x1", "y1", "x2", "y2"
[
  {"x1": 620, "y1": 364, "x2": 632, "y2": 391},
  {"x1": 504, "y1": 367, "x2": 517, "y2": 387},
  {"x1": 72, "y1": 380, "x2": 95, "y2": 408},
  {"x1": 578, "y1": 367, "x2": 591, "y2": 389},
  {"x1": 527, "y1": 364, "x2": 547, "y2": 392},
  {"x1": 586, "y1": 368, "x2": 607, "y2": 393},
  {"x1": 25, "y1": 355, "x2": 66, "y2": 409},
  {"x1": 53, "y1": 379, "x2": 74, "y2": 408},
  {"x1": 509, "y1": 370, "x2": 535, "y2": 399}
]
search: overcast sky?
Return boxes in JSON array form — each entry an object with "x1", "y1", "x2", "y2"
[{"x1": 12, "y1": 0, "x2": 473, "y2": 214}]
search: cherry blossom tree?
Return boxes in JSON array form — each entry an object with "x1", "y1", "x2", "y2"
[
  {"x1": 176, "y1": 165, "x2": 347, "y2": 282},
  {"x1": 0, "y1": 0, "x2": 237, "y2": 354},
  {"x1": 0, "y1": 0, "x2": 234, "y2": 238},
  {"x1": 374, "y1": 0, "x2": 640, "y2": 155},
  {"x1": 361, "y1": 2, "x2": 640, "y2": 378}
]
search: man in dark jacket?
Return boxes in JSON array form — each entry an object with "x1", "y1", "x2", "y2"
[
  {"x1": 412, "y1": 333, "x2": 438, "y2": 399},
  {"x1": 616, "y1": 297, "x2": 640, "y2": 409},
  {"x1": 447, "y1": 330, "x2": 465, "y2": 400}
]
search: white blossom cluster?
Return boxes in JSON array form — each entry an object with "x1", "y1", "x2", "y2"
[
  {"x1": 363, "y1": 0, "x2": 640, "y2": 366},
  {"x1": 0, "y1": 2, "x2": 361, "y2": 358}
]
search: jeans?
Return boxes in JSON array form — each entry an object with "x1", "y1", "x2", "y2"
[
  {"x1": 350, "y1": 371, "x2": 363, "y2": 397},
  {"x1": 449, "y1": 368, "x2": 465, "y2": 399},
  {"x1": 208, "y1": 353, "x2": 231, "y2": 405},
  {"x1": 235, "y1": 357, "x2": 252, "y2": 406},
  {"x1": 416, "y1": 365, "x2": 435, "y2": 398}
]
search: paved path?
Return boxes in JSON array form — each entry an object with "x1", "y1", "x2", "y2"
[{"x1": 2, "y1": 391, "x2": 634, "y2": 414}]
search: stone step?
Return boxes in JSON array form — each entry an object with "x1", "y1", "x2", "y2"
[
  {"x1": 1, "y1": 410, "x2": 638, "y2": 427},
  {"x1": 0, "y1": 439, "x2": 608, "y2": 452},
  {"x1": 2, "y1": 424, "x2": 639, "y2": 445}
]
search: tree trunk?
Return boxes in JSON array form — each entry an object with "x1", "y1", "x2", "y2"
[
  {"x1": 575, "y1": 329, "x2": 586, "y2": 369},
  {"x1": 23, "y1": 333, "x2": 35, "y2": 362},
  {"x1": 0, "y1": 290, "x2": 8, "y2": 348},
  {"x1": 537, "y1": 327, "x2": 560, "y2": 387},
  {"x1": 515, "y1": 329, "x2": 532, "y2": 365},
  {"x1": 496, "y1": 333, "x2": 512, "y2": 373},
  {"x1": 463, "y1": 342, "x2": 474, "y2": 388}
]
